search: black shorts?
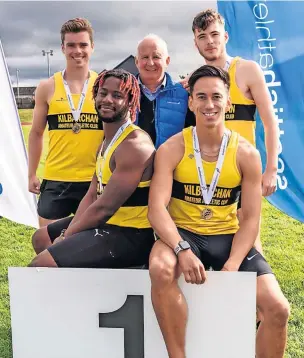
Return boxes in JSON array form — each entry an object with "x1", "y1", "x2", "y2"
[
  {"x1": 37, "y1": 180, "x2": 90, "y2": 219},
  {"x1": 47, "y1": 217, "x2": 154, "y2": 268},
  {"x1": 237, "y1": 192, "x2": 242, "y2": 210},
  {"x1": 177, "y1": 228, "x2": 272, "y2": 277}
]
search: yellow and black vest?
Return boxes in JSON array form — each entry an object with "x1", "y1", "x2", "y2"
[
  {"x1": 225, "y1": 57, "x2": 256, "y2": 146},
  {"x1": 44, "y1": 71, "x2": 104, "y2": 182},
  {"x1": 168, "y1": 127, "x2": 241, "y2": 235},
  {"x1": 96, "y1": 124, "x2": 151, "y2": 229}
]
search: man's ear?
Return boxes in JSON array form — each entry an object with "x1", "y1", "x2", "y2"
[
  {"x1": 224, "y1": 31, "x2": 229, "y2": 44},
  {"x1": 165, "y1": 56, "x2": 171, "y2": 66},
  {"x1": 188, "y1": 95, "x2": 194, "y2": 112},
  {"x1": 135, "y1": 56, "x2": 139, "y2": 68},
  {"x1": 225, "y1": 93, "x2": 232, "y2": 112}
]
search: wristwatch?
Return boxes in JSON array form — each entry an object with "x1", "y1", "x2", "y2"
[
  {"x1": 174, "y1": 240, "x2": 190, "y2": 255},
  {"x1": 60, "y1": 229, "x2": 66, "y2": 240}
]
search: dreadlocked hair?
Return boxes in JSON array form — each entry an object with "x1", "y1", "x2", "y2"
[{"x1": 92, "y1": 69, "x2": 140, "y2": 122}]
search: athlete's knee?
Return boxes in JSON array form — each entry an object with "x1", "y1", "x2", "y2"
[
  {"x1": 149, "y1": 253, "x2": 177, "y2": 287},
  {"x1": 32, "y1": 227, "x2": 51, "y2": 254},
  {"x1": 29, "y1": 250, "x2": 58, "y2": 268},
  {"x1": 263, "y1": 294, "x2": 290, "y2": 327}
]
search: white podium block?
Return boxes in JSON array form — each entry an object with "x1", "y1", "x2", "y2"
[{"x1": 9, "y1": 268, "x2": 256, "y2": 358}]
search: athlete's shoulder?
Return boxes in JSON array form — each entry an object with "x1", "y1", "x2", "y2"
[
  {"x1": 236, "y1": 58, "x2": 262, "y2": 75},
  {"x1": 36, "y1": 76, "x2": 54, "y2": 91},
  {"x1": 237, "y1": 135, "x2": 260, "y2": 164},
  {"x1": 89, "y1": 70, "x2": 99, "y2": 80},
  {"x1": 35, "y1": 76, "x2": 55, "y2": 102},
  {"x1": 154, "y1": 130, "x2": 185, "y2": 168},
  {"x1": 160, "y1": 130, "x2": 184, "y2": 152},
  {"x1": 131, "y1": 127, "x2": 155, "y2": 147},
  {"x1": 117, "y1": 126, "x2": 155, "y2": 157}
]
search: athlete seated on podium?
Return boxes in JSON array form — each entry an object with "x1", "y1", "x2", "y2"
[
  {"x1": 147, "y1": 66, "x2": 290, "y2": 358},
  {"x1": 29, "y1": 69, "x2": 155, "y2": 268}
]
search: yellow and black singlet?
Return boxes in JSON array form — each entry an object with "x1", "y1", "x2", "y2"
[
  {"x1": 96, "y1": 124, "x2": 151, "y2": 229},
  {"x1": 168, "y1": 127, "x2": 241, "y2": 235},
  {"x1": 44, "y1": 71, "x2": 104, "y2": 182},
  {"x1": 225, "y1": 57, "x2": 257, "y2": 146}
]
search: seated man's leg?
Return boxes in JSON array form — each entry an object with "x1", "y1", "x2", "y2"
[
  {"x1": 32, "y1": 217, "x2": 73, "y2": 254},
  {"x1": 37, "y1": 180, "x2": 80, "y2": 227},
  {"x1": 256, "y1": 274, "x2": 290, "y2": 358},
  {"x1": 30, "y1": 225, "x2": 154, "y2": 269},
  {"x1": 149, "y1": 240, "x2": 186, "y2": 358},
  {"x1": 206, "y1": 234, "x2": 289, "y2": 357},
  {"x1": 238, "y1": 247, "x2": 290, "y2": 357}
]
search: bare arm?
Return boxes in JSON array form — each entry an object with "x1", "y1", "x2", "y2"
[
  {"x1": 247, "y1": 61, "x2": 279, "y2": 196},
  {"x1": 148, "y1": 135, "x2": 185, "y2": 249},
  {"x1": 28, "y1": 80, "x2": 50, "y2": 193},
  {"x1": 148, "y1": 134, "x2": 207, "y2": 284},
  {"x1": 64, "y1": 133, "x2": 155, "y2": 238},
  {"x1": 223, "y1": 141, "x2": 262, "y2": 270}
]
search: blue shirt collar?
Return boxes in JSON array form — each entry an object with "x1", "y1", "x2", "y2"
[{"x1": 138, "y1": 75, "x2": 167, "y2": 101}]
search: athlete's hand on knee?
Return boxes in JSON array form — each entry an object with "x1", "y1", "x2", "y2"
[
  {"x1": 178, "y1": 250, "x2": 206, "y2": 284},
  {"x1": 28, "y1": 175, "x2": 40, "y2": 194}
]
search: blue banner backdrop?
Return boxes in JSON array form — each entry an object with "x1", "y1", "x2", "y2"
[{"x1": 218, "y1": 0, "x2": 304, "y2": 222}]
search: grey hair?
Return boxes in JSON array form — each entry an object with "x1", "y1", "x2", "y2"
[{"x1": 136, "y1": 34, "x2": 169, "y2": 57}]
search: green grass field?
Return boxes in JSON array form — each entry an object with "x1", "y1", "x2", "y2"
[{"x1": 0, "y1": 109, "x2": 303, "y2": 357}]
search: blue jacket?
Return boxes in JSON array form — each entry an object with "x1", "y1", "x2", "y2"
[{"x1": 136, "y1": 72, "x2": 189, "y2": 148}]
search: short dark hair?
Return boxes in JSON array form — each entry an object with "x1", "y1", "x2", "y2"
[
  {"x1": 92, "y1": 69, "x2": 140, "y2": 122},
  {"x1": 192, "y1": 9, "x2": 225, "y2": 33},
  {"x1": 188, "y1": 65, "x2": 230, "y2": 95},
  {"x1": 61, "y1": 18, "x2": 94, "y2": 44}
]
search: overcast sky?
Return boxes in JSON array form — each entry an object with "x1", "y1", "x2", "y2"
[{"x1": 0, "y1": 1, "x2": 216, "y2": 87}]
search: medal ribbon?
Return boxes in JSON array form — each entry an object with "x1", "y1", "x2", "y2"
[
  {"x1": 224, "y1": 55, "x2": 233, "y2": 71},
  {"x1": 61, "y1": 70, "x2": 90, "y2": 122},
  {"x1": 97, "y1": 119, "x2": 132, "y2": 195},
  {"x1": 192, "y1": 127, "x2": 230, "y2": 205}
]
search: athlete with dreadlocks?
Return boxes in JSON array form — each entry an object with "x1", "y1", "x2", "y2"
[{"x1": 30, "y1": 69, "x2": 156, "y2": 269}]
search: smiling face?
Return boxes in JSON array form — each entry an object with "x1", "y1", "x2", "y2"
[
  {"x1": 194, "y1": 21, "x2": 228, "y2": 62},
  {"x1": 135, "y1": 38, "x2": 170, "y2": 85},
  {"x1": 61, "y1": 31, "x2": 94, "y2": 69},
  {"x1": 94, "y1": 77, "x2": 130, "y2": 124},
  {"x1": 189, "y1": 76, "x2": 230, "y2": 129}
]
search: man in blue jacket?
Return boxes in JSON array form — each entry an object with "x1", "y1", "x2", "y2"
[{"x1": 135, "y1": 34, "x2": 194, "y2": 148}]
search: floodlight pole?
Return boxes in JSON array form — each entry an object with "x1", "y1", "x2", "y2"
[
  {"x1": 42, "y1": 49, "x2": 53, "y2": 78},
  {"x1": 16, "y1": 68, "x2": 20, "y2": 99}
]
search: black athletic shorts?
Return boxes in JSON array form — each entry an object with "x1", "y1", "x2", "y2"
[
  {"x1": 176, "y1": 227, "x2": 272, "y2": 277},
  {"x1": 37, "y1": 180, "x2": 90, "y2": 219},
  {"x1": 47, "y1": 217, "x2": 154, "y2": 268},
  {"x1": 237, "y1": 192, "x2": 242, "y2": 210}
]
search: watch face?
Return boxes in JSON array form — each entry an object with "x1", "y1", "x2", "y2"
[{"x1": 180, "y1": 241, "x2": 190, "y2": 250}]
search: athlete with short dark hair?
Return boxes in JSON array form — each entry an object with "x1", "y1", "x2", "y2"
[
  {"x1": 29, "y1": 69, "x2": 155, "y2": 269},
  {"x1": 189, "y1": 9, "x2": 279, "y2": 255},
  {"x1": 148, "y1": 65, "x2": 290, "y2": 358}
]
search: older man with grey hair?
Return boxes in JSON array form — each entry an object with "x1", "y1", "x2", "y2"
[{"x1": 135, "y1": 34, "x2": 194, "y2": 148}]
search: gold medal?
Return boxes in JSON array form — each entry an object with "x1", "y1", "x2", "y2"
[
  {"x1": 97, "y1": 178, "x2": 103, "y2": 198},
  {"x1": 201, "y1": 208, "x2": 213, "y2": 220},
  {"x1": 72, "y1": 122, "x2": 81, "y2": 134}
]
